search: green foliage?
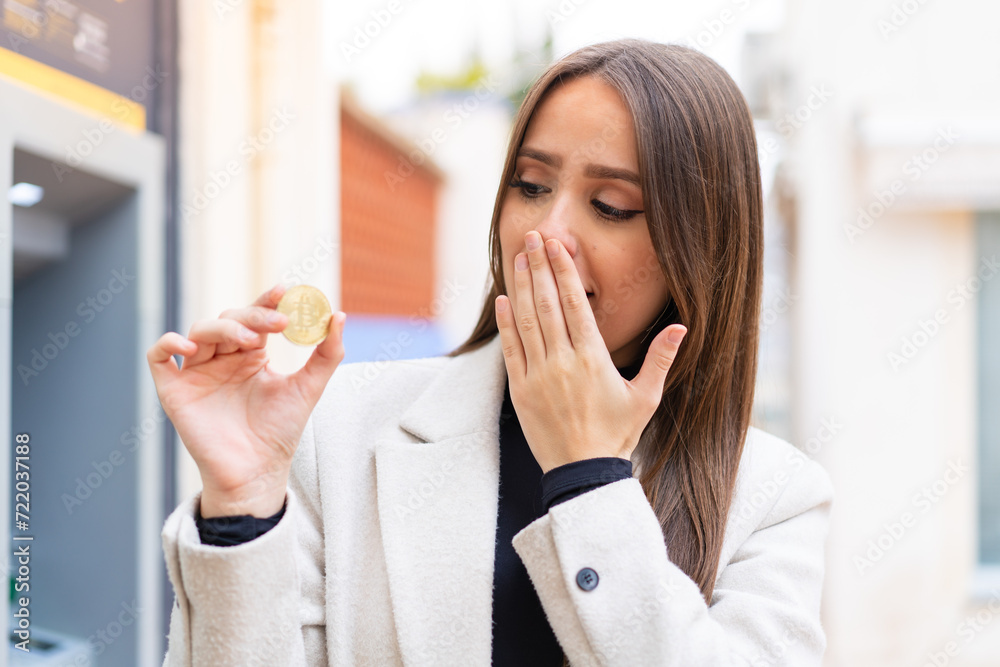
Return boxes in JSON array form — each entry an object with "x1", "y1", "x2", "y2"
[
  {"x1": 413, "y1": 26, "x2": 556, "y2": 110},
  {"x1": 416, "y1": 58, "x2": 491, "y2": 94}
]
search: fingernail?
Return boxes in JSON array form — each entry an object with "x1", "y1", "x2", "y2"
[
  {"x1": 267, "y1": 311, "x2": 283, "y2": 324},
  {"x1": 546, "y1": 240, "x2": 558, "y2": 258},
  {"x1": 525, "y1": 232, "x2": 540, "y2": 251},
  {"x1": 668, "y1": 326, "x2": 687, "y2": 345},
  {"x1": 496, "y1": 296, "x2": 507, "y2": 313},
  {"x1": 240, "y1": 326, "x2": 256, "y2": 340},
  {"x1": 515, "y1": 253, "x2": 528, "y2": 271}
]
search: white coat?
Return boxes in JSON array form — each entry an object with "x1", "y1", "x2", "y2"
[{"x1": 160, "y1": 333, "x2": 834, "y2": 666}]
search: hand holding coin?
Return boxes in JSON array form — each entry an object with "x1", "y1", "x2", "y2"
[{"x1": 146, "y1": 283, "x2": 347, "y2": 518}]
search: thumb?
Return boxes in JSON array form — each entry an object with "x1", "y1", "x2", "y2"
[
  {"x1": 632, "y1": 324, "x2": 687, "y2": 404},
  {"x1": 290, "y1": 311, "x2": 347, "y2": 402}
]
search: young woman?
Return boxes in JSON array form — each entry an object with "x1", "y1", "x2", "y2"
[{"x1": 148, "y1": 38, "x2": 833, "y2": 666}]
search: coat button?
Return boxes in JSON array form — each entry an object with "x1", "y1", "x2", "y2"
[{"x1": 576, "y1": 567, "x2": 599, "y2": 591}]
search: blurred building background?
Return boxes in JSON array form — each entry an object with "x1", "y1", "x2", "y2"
[{"x1": 0, "y1": 0, "x2": 997, "y2": 665}]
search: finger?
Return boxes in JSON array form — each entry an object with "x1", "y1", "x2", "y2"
[
  {"x1": 244, "y1": 283, "x2": 289, "y2": 350},
  {"x1": 545, "y1": 238, "x2": 601, "y2": 347},
  {"x1": 147, "y1": 332, "x2": 197, "y2": 383},
  {"x1": 524, "y1": 231, "x2": 571, "y2": 354},
  {"x1": 219, "y1": 305, "x2": 289, "y2": 349},
  {"x1": 184, "y1": 317, "x2": 260, "y2": 365},
  {"x1": 495, "y1": 294, "x2": 526, "y2": 380},
  {"x1": 632, "y1": 324, "x2": 687, "y2": 408},
  {"x1": 252, "y1": 282, "x2": 287, "y2": 309},
  {"x1": 512, "y1": 251, "x2": 545, "y2": 365},
  {"x1": 289, "y1": 311, "x2": 346, "y2": 403}
]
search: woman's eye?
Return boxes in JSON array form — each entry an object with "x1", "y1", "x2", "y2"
[
  {"x1": 592, "y1": 199, "x2": 642, "y2": 222},
  {"x1": 510, "y1": 177, "x2": 546, "y2": 199}
]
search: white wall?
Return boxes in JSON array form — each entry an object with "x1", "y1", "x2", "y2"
[{"x1": 778, "y1": 0, "x2": 1000, "y2": 664}]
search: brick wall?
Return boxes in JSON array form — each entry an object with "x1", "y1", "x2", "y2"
[{"x1": 340, "y1": 100, "x2": 442, "y2": 315}]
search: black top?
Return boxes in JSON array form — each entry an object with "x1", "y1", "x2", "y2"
[{"x1": 196, "y1": 359, "x2": 643, "y2": 665}]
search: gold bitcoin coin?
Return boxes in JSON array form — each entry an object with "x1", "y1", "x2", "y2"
[{"x1": 276, "y1": 285, "x2": 333, "y2": 346}]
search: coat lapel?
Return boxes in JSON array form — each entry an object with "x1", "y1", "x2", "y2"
[{"x1": 374, "y1": 335, "x2": 508, "y2": 666}]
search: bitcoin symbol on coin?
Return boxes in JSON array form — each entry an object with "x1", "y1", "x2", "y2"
[{"x1": 276, "y1": 285, "x2": 333, "y2": 346}]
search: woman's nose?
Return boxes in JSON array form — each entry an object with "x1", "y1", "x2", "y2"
[{"x1": 531, "y1": 196, "x2": 579, "y2": 258}]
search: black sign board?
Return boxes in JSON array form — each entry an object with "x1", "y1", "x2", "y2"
[{"x1": 1, "y1": 0, "x2": 159, "y2": 115}]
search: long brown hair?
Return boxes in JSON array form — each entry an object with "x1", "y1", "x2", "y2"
[{"x1": 450, "y1": 36, "x2": 762, "y2": 639}]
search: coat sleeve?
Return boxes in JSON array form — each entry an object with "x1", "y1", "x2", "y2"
[
  {"x1": 511, "y1": 455, "x2": 834, "y2": 667},
  {"x1": 160, "y1": 413, "x2": 327, "y2": 667}
]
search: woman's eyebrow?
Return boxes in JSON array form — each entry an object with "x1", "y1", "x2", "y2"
[
  {"x1": 584, "y1": 164, "x2": 641, "y2": 185},
  {"x1": 516, "y1": 148, "x2": 640, "y2": 186},
  {"x1": 517, "y1": 148, "x2": 561, "y2": 167}
]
